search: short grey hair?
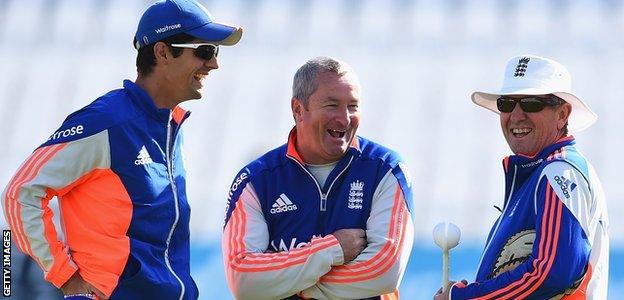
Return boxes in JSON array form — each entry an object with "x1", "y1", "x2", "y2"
[{"x1": 292, "y1": 56, "x2": 359, "y2": 107}]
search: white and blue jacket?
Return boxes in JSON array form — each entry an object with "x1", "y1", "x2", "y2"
[
  {"x1": 451, "y1": 137, "x2": 609, "y2": 299},
  {"x1": 222, "y1": 129, "x2": 414, "y2": 299}
]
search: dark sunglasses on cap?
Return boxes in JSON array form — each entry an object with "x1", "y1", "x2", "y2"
[
  {"x1": 496, "y1": 95, "x2": 566, "y2": 113},
  {"x1": 170, "y1": 43, "x2": 219, "y2": 61}
]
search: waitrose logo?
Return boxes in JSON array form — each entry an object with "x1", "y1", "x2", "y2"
[
  {"x1": 48, "y1": 125, "x2": 84, "y2": 141},
  {"x1": 155, "y1": 23, "x2": 181, "y2": 34}
]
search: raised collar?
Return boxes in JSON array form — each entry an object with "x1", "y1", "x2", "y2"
[
  {"x1": 285, "y1": 127, "x2": 361, "y2": 165},
  {"x1": 123, "y1": 80, "x2": 190, "y2": 125},
  {"x1": 503, "y1": 135, "x2": 576, "y2": 173}
]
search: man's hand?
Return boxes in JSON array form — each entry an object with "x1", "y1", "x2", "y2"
[
  {"x1": 61, "y1": 272, "x2": 108, "y2": 300},
  {"x1": 332, "y1": 228, "x2": 366, "y2": 263},
  {"x1": 433, "y1": 280, "x2": 467, "y2": 300}
]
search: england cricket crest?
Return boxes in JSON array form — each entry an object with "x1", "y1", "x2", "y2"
[
  {"x1": 348, "y1": 180, "x2": 364, "y2": 209},
  {"x1": 514, "y1": 57, "x2": 530, "y2": 77}
]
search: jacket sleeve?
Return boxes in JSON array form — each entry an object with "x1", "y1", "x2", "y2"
[
  {"x1": 1, "y1": 129, "x2": 111, "y2": 289},
  {"x1": 300, "y1": 168, "x2": 415, "y2": 299},
  {"x1": 451, "y1": 161, "x2": 593, "y2": 299},
  {"x1": 222, "y1": 182, "x2": 344, "y2": 300}
]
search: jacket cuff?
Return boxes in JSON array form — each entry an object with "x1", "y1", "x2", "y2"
[
  {"x1": 325, "y1": 234, "x2": 345, "y2": 266},
  {"x1": 45, "y1": 255, "x2": 79, "y2": 288},
  {"x1": 449, "y1": 281, "x2": 467, "y2": 300}
]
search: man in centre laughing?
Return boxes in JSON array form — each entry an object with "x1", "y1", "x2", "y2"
[{"x1": 222, "y1": 56, "x2": 414, "y2": 299}]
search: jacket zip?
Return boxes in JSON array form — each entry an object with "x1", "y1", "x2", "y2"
[
  {"x1": 322, "y1": 157, "x2": 354, "y2": 211},
  {"x1": 476, "y1": 164, "x2": 518, "y2": 270},
  {"x1": 287, "y1": 155, "x2": 354, "y2": 212},
  {"x1": 164, "y1": 115, "x2": 185, "y2": 300}
]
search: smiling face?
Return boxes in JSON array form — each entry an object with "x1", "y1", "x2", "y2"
[
  {"x1": 500, "y1": 95, "x2": 571, "y2": 156},
  {"x1": 292, "y1": 71, "x2": 361, "y2": 164},
  {"x1": 163, "y1": 39, "x2": 219, "y2": 102}
]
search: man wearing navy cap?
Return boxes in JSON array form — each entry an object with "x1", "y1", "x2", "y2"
[{"x1": 1, "y1": 0, "x2": 241, "y2": 299}]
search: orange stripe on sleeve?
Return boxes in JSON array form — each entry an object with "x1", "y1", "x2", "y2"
[
  {"x1": 475, "y1": 184, "x2": 561, "y2": 299},
  {"x1": 475, "y1": 185, "x2": 554, "y2": 299},
  {"x1": 224, "y1": 195, "x2": 242, "y2": 265},
  {"x1": 319, "y1": 185, "x2": 407, "y2": 283},
  {"x1": 232, "y1": 237, "x2": 338, "y2": 269},
  {"x1": 5, "y1": 144, "x2": 66, "y2": 266},
  {"x1": 3, "y1": 132, "x2": 131, "y2": 296},
  {"x1": 330, "y1": 185, "x2": 403, "y2": 273},
  {"x1": 241, "y1": 238, "x2": 339, "y2": 264},
  {"x1": 4, "y1": 146, "x2": 47, "y2": 257},
  {"x1": 225, "y1": 195, "x2": 340, "y2": 273},
  {"x1": 321, "y1": 208, "x2": 408, "y2": 283},
  {"x1": 232, "y1": 197, "x2": 247, "y2": 264},
  {"x1": 512, "y1": 194, "x2": 563, "y2": 298},
  {"x1": 5, "y1": 146, "x2": 53, "y2": 254},
  {"x1": 232, "y1": 240, "x2": 339, "y2": 272},
  {"x1": 224, "y1": 199, "x2": 240, "y2": 273}
]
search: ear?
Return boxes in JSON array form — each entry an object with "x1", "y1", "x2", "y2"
[
  {"x1": 153, "y1": 42, "x2": 172, "y2": 65},
  {"x1": 291, "y1": 98, "x2": 304, "y2": 123},
  {"x1": 557, "y1": 103, "x2": 572, "y2": 130}
]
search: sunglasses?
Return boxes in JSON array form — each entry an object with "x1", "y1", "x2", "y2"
[
  {"x1": 170, "y1": 43, "x2": 219, "y2": 61},
  {"x1": 496, "y1": 95, "x2": 565, "y2": 113}
]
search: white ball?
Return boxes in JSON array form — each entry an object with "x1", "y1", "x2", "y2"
[{"x1": 433, "y1": 222, "x2": 461, "y2": 250}]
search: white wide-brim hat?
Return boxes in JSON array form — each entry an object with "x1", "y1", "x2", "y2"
[{"x1": 471, "y1": 55, "x2": 597, "y2": 133}]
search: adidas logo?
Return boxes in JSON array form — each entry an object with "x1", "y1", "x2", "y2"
[
  {"x1": 134, "y1": 146, "x2": 154, "y2": 165},
  {"x1": 270, "y1": 193, "x2": 297, "y2": 214}
]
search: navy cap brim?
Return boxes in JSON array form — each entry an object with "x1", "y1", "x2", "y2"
[{"x1": 187, "y1": 22, "x2": 242, "y2": 45}]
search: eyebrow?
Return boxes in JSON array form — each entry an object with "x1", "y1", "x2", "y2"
[{"x1": 322, "y1": 97, "x2": 359, "y2": 104}]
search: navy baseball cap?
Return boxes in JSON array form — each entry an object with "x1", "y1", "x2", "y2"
[{"x1": 133, "y1": 0, "x2": 243, "y2": 50}]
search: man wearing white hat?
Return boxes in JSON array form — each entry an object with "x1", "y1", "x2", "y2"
[{"x1": 434, "y1": 55, "x2": 609, "y2": 299}]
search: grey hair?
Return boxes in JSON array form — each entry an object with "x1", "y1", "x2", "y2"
[{"x1": 292, "y1": 56, "x2": 359, "y2": 107}]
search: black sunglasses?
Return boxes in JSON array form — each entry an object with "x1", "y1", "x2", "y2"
[
  {"x1": 170, "y1": 43, "x2": 219, "y2": 61},
  {"x1": 496, "y1": 95, "x2": 565, "y2": 113}
]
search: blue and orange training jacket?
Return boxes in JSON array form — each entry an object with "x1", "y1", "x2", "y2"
[{"x1": 1, "y1": 80, "x2": 198, "y2": 299}]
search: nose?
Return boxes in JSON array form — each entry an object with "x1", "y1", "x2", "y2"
[
  {"x1": 508, "y1": 102, "x2": 527, "y2": 121},
  {"x1": 333, "y1": 106, "x2": 351, "y2": 127},
  {"x1": 204, "y1": 56, "x2": 219, "y2": 70}
]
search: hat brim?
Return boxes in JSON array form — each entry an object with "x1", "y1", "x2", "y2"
[
  {"x1": 471, "y1": 88, "x2": 597, "y2": 133},
  {"x1": 187, "y1": 22, "x2": 243, "y2": 46}
]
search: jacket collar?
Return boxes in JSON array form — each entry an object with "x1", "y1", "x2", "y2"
[
  {"x1": 501, "y1": 136, "x2": 575, "y2": 206},
  {"x1": 123, "y1": 80, "x2": 191, "y2": 125},
  {"x1": 503, "y1": 135, "x2": 575, "y2": 173},
  {"x1": 285, "y1": 127, "x2": 360, "y2": 165}
]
